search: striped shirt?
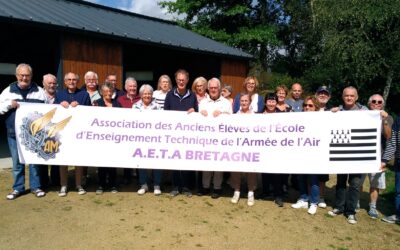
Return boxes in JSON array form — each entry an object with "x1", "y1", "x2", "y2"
[{"x1": 382, "y1": 116, "x2": 400, "y2": 162}]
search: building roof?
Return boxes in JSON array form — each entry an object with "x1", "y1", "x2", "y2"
[{"x1": 0, "y1": 0, "x2": 252, "y2": 59}]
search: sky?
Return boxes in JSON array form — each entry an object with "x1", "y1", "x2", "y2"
[{"x1": 84, "y1": 0, "x2": 176, "y2": 20}]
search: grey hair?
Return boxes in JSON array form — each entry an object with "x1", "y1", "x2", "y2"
[
  {"x1": 207, "y1": 77, "x2": 221, "y2": 90},
  {"x1": 43, "y1": 73, "x2": 57, "y2": 82},
  {"x1": 64, "y1": 72, "x2": 79, "y2": 81},
  {"x1": 100, "y1": 82, "x2": 114, "y2": 95},
  {"x1": 16, "y1": 63, "x2": 32, "y2": 75},
  {"x1": 84, "y1": 71, "x2": 98, "y2": 80},
  {"x1": 139, "y1": 84, "x2": 154, "y2": 96},
  {"x1": 125, "y1": 77, "x2": 137, "y2": 88},
  {"x1": 368, "y1": 94, "x2": 384, "y2": 104}
]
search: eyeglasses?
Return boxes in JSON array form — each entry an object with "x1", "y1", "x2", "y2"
[
  {"x1": 303, "y1": 104, "x2": 315, "y2": 108},
  {"x1": 371, "y1": 100, "x2": 383, "y2": 104},
  {"x1": 18, "y1": 74, "x2": 31, "y2": 78}
]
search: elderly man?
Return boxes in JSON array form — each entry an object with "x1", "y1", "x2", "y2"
[
  {"x1": 286, "y1": 83, "x2": 304, "y2": 112},
  {"x1": 117, "y1": 77, "x2": 141, "y2": 184},
  {"x1": 55, "y1": 72, "x2": 91, "y2": 197},
  {"x1": 105, "y1": 74, "x2": 125, "y2": 100},
  {"x1": 360, "y1": 94, "x2": 393, "y2": 219},
  {"x1": 164, "y1": 69, "x2": 198, "y2": 197},
  {"x1": 0, "y1": 63, "x2": 46, "y2": 200},
  {"x1": 328, "y1": 86, "x2": 368, "y2": 224},
  {"x1": 199, "y1": 78, "x2": 232, "y2": 199},
  {"x1": 84, "y1": 71, "x2": 101, "y2": 105},
  {"x1": 38, "y1": 74, "x2": 60, "y2": 188}
]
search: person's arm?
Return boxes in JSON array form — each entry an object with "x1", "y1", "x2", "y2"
[
  {"x1": 382, "y1": 119, "x2": 398, "y2": 165},
  {"x1": 233, "y1": 94, "x2": 240, "y2": 113},
  {"x1": 257, "y1": 95, "x2": 264, "y2": 113},
  {"x1": 381, "y1": 112, "x2": 392, "y2": 140}
]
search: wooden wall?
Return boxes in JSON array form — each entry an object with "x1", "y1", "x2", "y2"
[
  {"x1": 62, "y1": 35, "x2": 123, "y2": 89},
  {"x1": 220, "y1": 59, "x2": 248, "y2": 97}
]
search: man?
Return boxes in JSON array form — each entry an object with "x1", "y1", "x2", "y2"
[
  {"x1": 84, "y1": 71, "x2": 101, "y2": 105},
  {"x1": 105, "y1": 74, "x2": 125, "y2": 100},
  {"x1": 117, "y1": 77, "x2": 141, "y2": 184},
  {"x1": 381, "y1": 116, "x2": 400, "y2": 224},
  {"x1": 285, "y1": 83, "x2": 304, "y2": 112},
  {"x1": 198, "y1": 78, "x2": 232, "y2": 199},
  {"x1": 0, "y1": 63, "x2": 46, "y2": 200},
  {"x1": 328, "y1": 86, "x2": 368, "y2": 224},
  {"x1": 362, "y1": 94, "x2": 393, "y2": 219},
  {"x1": 164, "y1": 69, "x2": 198, "y2": 197},
  {"x1": 38, "y1": 74, "x2": 60, "y2": 189},
  {"x1": 55, "y1": 72, "x2": 91, "y2": 197}
]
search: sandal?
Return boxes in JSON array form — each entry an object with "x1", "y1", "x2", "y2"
[
  {"x1": 6, "y1": 190, "x2": 20, "y2": 200},
  {"x1": 32, "y1": 189, "x2": 46, "y2": 198}
]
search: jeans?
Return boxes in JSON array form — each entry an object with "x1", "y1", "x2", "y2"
[
  {"x1": 297, "y1": 175, "x2": 319, "y2": 204},
  {"x1": 98, "y1": 167, "x2": 117, "y2": 188},
  {"x1": 172, "y1": 170, "x2": 191, "y2": 190},
  {"x1": 395, "y1": 160, "x2": 400, "y2": 218},
  {"x1": 139, "y1": 169, "x2": 162, "y2": 187},
  {"x1": 7, "y1": 134, "x2": 41, "y2": 192},
  {"x1": 335, "y1": 174, "x2": 361, "y2": 216},
  {"x1": 298, "y1": 174, "x2": 309, "y2": 201}
]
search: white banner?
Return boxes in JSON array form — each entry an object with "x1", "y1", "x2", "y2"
[{"x1": 15, "y1": 103, "x2": 382, "y2": 174}]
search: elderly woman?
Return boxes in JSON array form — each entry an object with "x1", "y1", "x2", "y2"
[
  {"x1": 95, "y1": 83, "x2": 121, "y2": 194},
  {"x1": 153, "y1": 74, "x2": 172, "y2": 109},
  {"x1": 221, "y1": 84, "x2": 234, "y2": 108},
  {"x1": 192, "y1": 76, "x2": 209, "y2": 105},
  {"x1": 275, "y1": 85, "x2": 293, "y2": 112},
  {"x1": 133, "y1": 84, "x2": 163, "y2": 195},
  {"x1": 233, "y1": 76, "x2": 263, "y2": 113},
  {"x1": 230, "y1": 93, "x2": 257, "y2": 206},
  {"x1": 291, "y1": 96, "x2": 321, "y2": 215}
]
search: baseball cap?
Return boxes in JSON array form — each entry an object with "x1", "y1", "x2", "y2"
[{"x1": 316, "y1": 86, "x2": 330, "y2": 95}]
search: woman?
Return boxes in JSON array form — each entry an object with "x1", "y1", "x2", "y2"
[
  {"x1": 291, "y1": 96, "x2": 321, "y2": 215},
  {"x1": 133, "y1": 84, "x2": 163, "y2": 195},
  {"x1": 230, "y1": 93, "x2": 257, "y2": 206},
  {"x1": 233, "y1": 76, "x2": 263, "y2": 113},
  {"x1": 192, "y1": 76, "x2": 209, "y2": 104},
  {"x1": 221, "y1": 84, "x2": 234, "y2": 107},
  {"x1": 261, "y1": 93, "x2": 284, "y2": 207},
  {"x1": 153, "y1": 74, "x2": 172, "y2": 109},
  {"x1": 275, "y1": 85, "x2": 293, "y2": 112},
  {"x1": 95, "y1": 83, "x2": 121, "y2": 194}
]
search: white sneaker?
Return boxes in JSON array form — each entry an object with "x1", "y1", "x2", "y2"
[
  {"x1": 154, "y1": 186, "x2": 161, "y2": 196},
  {"x1": 308, "y1": 204, "x2": 318, "y2": 215},
  {"x1": 77, "y1": 186, "x2": 86, "y2": 195},
  {"x1": 231, "y1": 191, "x2": 240, "y2": 204},
  {"x1": 318, "y1": 198, "x2": 327, "y2": 208},
  {"x1": 291, "y1": 200, "x2": 308, "y2": 209},
  {"x1": 247, "y1": 192, "x2": 255, "y2": 207},
  {"x1": 58, "y1": 186, "x2": 67, "y2": 197},
  {"x1": 137, "y1": 185, "x2": 148, "y2": 195}
]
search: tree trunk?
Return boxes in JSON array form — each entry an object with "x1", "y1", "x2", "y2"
[{"x1": 382, "y1": 69, "x2": 393, "y2": 109}]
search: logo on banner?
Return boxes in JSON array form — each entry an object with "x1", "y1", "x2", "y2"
[
  {"x1": 20, "y1": 108, "x2": 72, "y2": 160},
  {"x1": 329, "y1": 128, "x2": 377, "y2": 161}
]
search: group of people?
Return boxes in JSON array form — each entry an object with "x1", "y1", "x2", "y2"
[{"x1": 1, "y1": 63, "x2": 399, "y2": 226}]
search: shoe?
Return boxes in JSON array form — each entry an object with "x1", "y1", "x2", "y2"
[
  {"x1": 154, "y1": 186, "x2": 161, "y2": 196},
  {"x1": 137, "y1": 185, "x2": 148, "y2": 195},
  {"x1": 308, "y1": 204, "x2": 318, "y2": 215},
  {"x1": 170, "y1": 188, "x2": 180, "y2": 197},
  {"x1": 182, "y1": 188, "x2": 192, "y2": 197},
  {"x1": 328, "y1": 208, "x2": 343, "y2": 217},
  {"x1": 262, "y1": 192, "x2": 274, "y2": 200},
  {"x1": 110, "y1": 187, "x2": 118, "y2": 194},
  {"x1": 275, "y1": 197, "x2": 284, "y2": 207},
  {"x1": 347, "y1": 214, "x2": 357, "y2": 224},
  {"x1": 6, "y1": 190, "x2": 20, "y2": 200},
  {"x1": 247, "y1": 192, "x2": 255, "y2": 206},
  {"x1": 96, "y1": 186, "x2": 104, "y2": 195},
  {"x1": 77, "y1": 186, "x2": 86, "y2": 195},
  {"x1": 368, "y1": 207, "x2": 379, "y2": 219},
  {"x1": 381, "y1": 215, "x2": 399, "y2": 224},
  {"x1": 58, "y1": 186, "x2": 67, "y2": 197},
  {"x1": 32, "y1": 189, "x2": 46, "y2": 198},
  {"x1": 211, "y1": 189, "x2": 221, "y2": 199},
  {"x1": 197, "y1": 188, "x2": 209, "y2": 196},
  {"x1": 231, "y1": 191, "x2": 240, "y2": 204},
  {"x1": 318, "y1": 198, "x2": 327, "y2": 208},
  {"x1": 291, "y1": 200, "x2": 308, "y2": 209}
]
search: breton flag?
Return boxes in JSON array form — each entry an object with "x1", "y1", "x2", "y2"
[{"x1": 329, "y1": 128, "x2": 377, "y2": 161}]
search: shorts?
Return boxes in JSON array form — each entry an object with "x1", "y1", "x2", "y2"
[{"x1": 365, "y1": 172, "x2": 386, "y2": 189}]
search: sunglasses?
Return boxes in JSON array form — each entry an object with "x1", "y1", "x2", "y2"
[
  {"x1": 303, "y1": 104, "x2": 315, "y2": 108},
  {"x1": 371, "y1": 100, "x2": 383, "y2": 104}
]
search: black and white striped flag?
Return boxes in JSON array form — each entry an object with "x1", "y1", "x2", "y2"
[{"x1": 329, "y1": 128, "x2": 377, "y2": 161}]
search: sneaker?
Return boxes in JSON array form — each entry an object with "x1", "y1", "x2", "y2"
[
  {"x1": 96, "y1": 186, "x2": 104, "y2": 195},
  {"x1": 347, "y1": 214, "x2": 357, "y2": 224},
  {"x1": 170, "y1": 188, "x2": 180, "y2": 197},
  {"x1": 291, "y1": 200, "x2": 308, "y2": 209},
  {"x1": 137, "y1": 185, "x2": 148, "y2": 195},
  {"x1": 308, "y1": 204, "x2": 318, "y2": 215},
  {"x1": 154, "y1": 186, "x2": 161, "y2": 196},
  {"x1": 318, "y1": 198, "x2": 327, "y2": 208},
  {"x1": 368, "y1": 207, "x2": 379, "y2": 219},
  {"x1": 247, "y1": 192, "x2": 255, "y2": 207},
  {"x1": 58, "y1": 186, "x2": 67, "y2": 197},
  {"x1": 77, "y1": 186, "x2": 86, "y2": 195},
  {"x1": 231, "y1": 191, "x2": 240, "y2": 204},
  {"x1": 211, "y1": 189, "x2": 222, "y2": 199},
  {"x1": 6, "y1": 190, "x2": 20, "y2": 200},
  {"x1": 110, "y1": 187, "x2": 118, "y2": 194},
  {"x1": 381, "y1": 215, "x2": 399, "y2": 224},
  {"x1": 32, "y1": 188, "x2": 46, "y2": 198},
  {"x1": 275, "y1": 197, "x2": 284, "y2": 207},
  {"x1": 182, "y1": 188, "x2": 192, "y2": 197},
  {"x1": 328, "y1": 208, "x2": 343, "y2": 217}
]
